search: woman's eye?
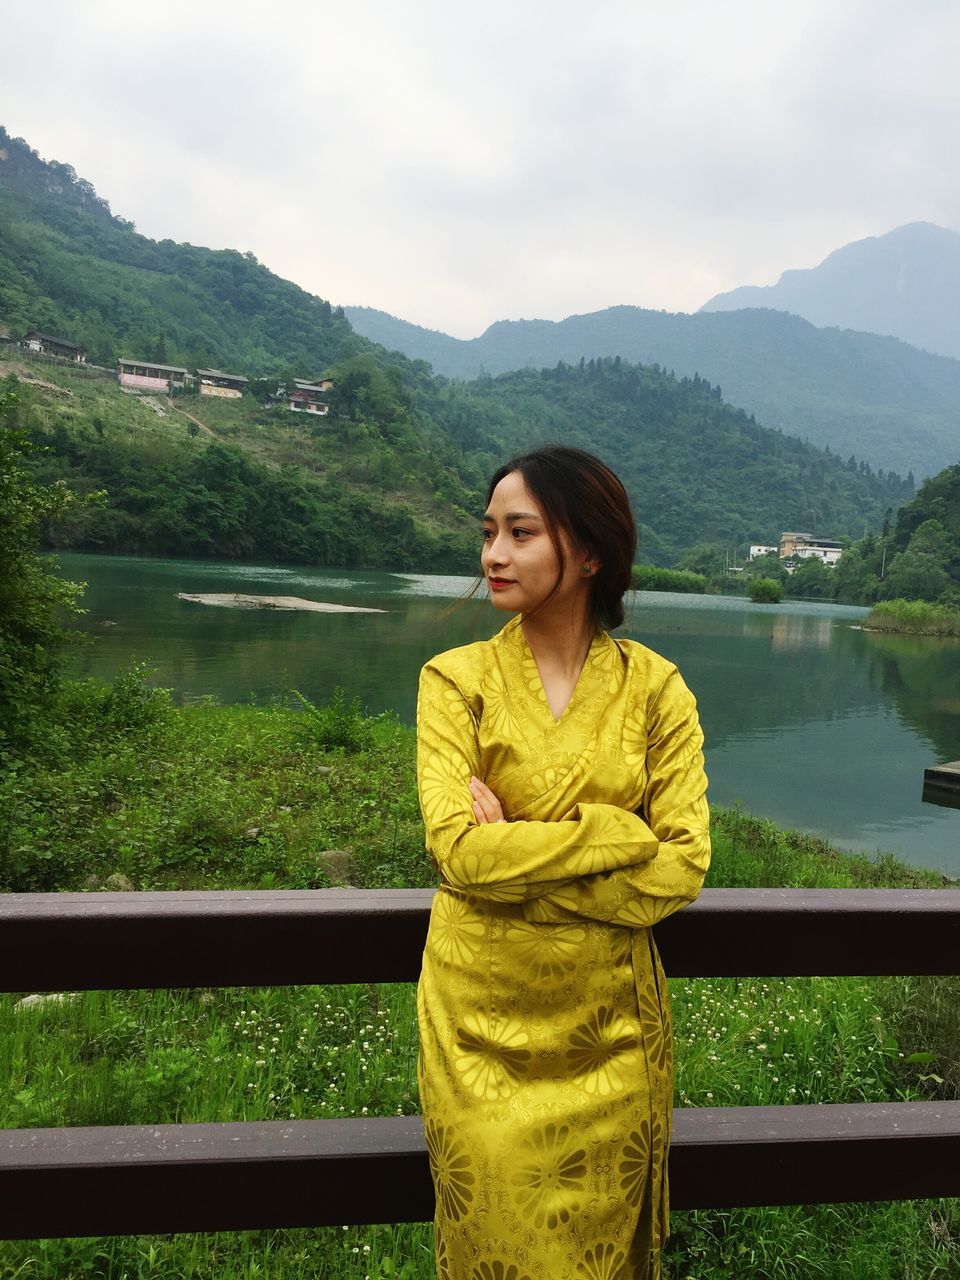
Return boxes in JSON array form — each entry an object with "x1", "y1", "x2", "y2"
[
  {"x1": 480, "y1": 529, "x2": 493, "y2": 541},
  {"x1": 512, "y1": 528, "x2": 532, "y2": 539}
]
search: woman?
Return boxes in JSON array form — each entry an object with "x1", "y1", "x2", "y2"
[{"x1": 416, "y1": 445, "x2": 710, "y2": 1280}]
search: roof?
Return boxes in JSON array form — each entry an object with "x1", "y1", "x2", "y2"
[
  {"x1": 22, "y1": 331, "x2": 85, "y2": 350},
  {"x1": 118, "y1": 359, "x2": 191, "y2": 375},
  {"x1": 291, "y1": 380, "x2": 329, "y2": 392},
  {"x1": 195, "y1": 368, "x2": 248, "y2": 383}
]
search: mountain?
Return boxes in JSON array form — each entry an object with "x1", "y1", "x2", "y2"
[
  {"x1": 0, "y1": 126, "x2": 357, "y2": 374},
  {"x1": 346, "y1": 302, "x2": 960, "y2": 482},
  {"x1": 700, "y1": 222, "x2": 960, "y2": 361},
  {"x1": 421, "y1": 360, "x2": 908, "y2": 564},
  {"x1": 0, "y1": 126, "x2": 898, "y2": 568}
]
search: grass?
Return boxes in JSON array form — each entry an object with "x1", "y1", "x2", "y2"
[
  {"x1": 865, "y1": 598, "x2": 960, "y2": 638},
  {"x1": 1, "y1": 677, "x2": 958, "y2": 1278}
]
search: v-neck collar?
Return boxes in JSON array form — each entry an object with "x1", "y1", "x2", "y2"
[{"x1": 500, "y1": 616, "x2": 610, "y2": 726}]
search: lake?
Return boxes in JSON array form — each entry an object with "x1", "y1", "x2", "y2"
[{"x1": 58, "y1": 553, "x2": 960, "y2": 876}]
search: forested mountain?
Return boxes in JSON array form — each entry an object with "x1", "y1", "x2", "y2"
[
  {"x1": 0, "y1": 126, "x2": 900, "y2": 569},
  {"x1": 0, "y1": 127, "x2": 357, "y2": 373},
  {"x1": 346, "y1": 302, "x2": 960, "y2": 483},
  {"x1": 421, "y1": 359, "x2": 908, "y2": 564},
  {"x1": 701, "y1": 222, "x2": 960, "y2": 361}
]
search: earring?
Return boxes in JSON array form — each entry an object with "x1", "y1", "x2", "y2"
[{"x1": 582, "y1": 564, "x2": 592, "y2": 576}]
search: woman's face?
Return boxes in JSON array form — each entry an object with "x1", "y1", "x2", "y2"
[{"x1": 481, "y1": 470, "x2": 592, "y2": 618}]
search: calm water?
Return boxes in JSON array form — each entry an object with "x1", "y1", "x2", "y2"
[{"x1": 58, "y1": 554, "x2": 960, "y2": 875}]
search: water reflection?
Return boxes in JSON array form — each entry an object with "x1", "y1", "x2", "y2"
[{"x1": 57, "y1": 554, "x2": 960, "y2": 874}]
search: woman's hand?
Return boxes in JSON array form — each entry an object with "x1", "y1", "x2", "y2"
[{"x1": 469, "y1": 775, "x2": 505, "y2": 825}]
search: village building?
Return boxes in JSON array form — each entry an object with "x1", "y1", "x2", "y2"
[
  {"x1": 748, "y1": 544, "x2": 779, "y2": 560},
  {"x1": 196, "y1": 368, "x2": 247, "y2": 399},
  {"x1": 780, "y1": 531, "x2": 843, "y2": 565},
  {"x1": 117, "y1": 359, "x2": 191, "y2": 393},
  {"x1": 278, "y1": 378, "x2": 332, "y2": 415},
  {"x1": 20, "y1": 331, "x2": 87, "y2": 363}
]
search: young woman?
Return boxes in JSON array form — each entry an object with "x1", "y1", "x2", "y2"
[{"x1": 416, "y1": 445, "x2": 710, "y2": 1280}]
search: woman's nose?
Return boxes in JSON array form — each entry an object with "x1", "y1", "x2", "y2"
[{"x1": 484, "y1": 532, "x2": 509, "y2": 565}]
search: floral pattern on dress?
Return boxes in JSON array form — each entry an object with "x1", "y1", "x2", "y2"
[
  {"x1": 510, "y1": 1123, "x2": 588, "y2": 1229},
  {"x1": 565, "y1": 1006, "x2": 642, "y2": 1097},
  {"x1": 454, "y1": 1011, "x2": 532, "y2": 1100}
]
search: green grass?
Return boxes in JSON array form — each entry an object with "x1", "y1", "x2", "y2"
[
  {"x1": 1, "y1": 679, "x2": 958, "y2": 1278},
  {"x1": 865, "y1": 598, "x2": 960, "y2": 638}
]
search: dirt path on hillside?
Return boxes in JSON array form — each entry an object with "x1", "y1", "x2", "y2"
[{"x1": 165, "y1": 399, "x2": 219, "y2": 439}]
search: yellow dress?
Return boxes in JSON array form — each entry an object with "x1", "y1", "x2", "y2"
[{"x1": 416, "y1": 616, "x2": 710, "y2": 1280}]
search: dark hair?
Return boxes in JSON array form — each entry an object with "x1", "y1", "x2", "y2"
[{"x1": 486, "y1": 444, "x2": 636, "y2": 630}]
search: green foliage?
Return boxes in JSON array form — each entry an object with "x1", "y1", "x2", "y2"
[
  {"x1": 864, "y1": 599, "x2": 960, "y2": 637},
  {"x1": 424, "y1": 359, "x2": 896, "y2": 565},
  {"x1": 291, "y1": 686, "x2": 374, "y2": 753},
  {"x1": 630, "y1": 565, "x2": 706, "y2": 593},
  {"x1": 748, "y1": 576, "x2": 783, "y2": 603},
  {"x1": 835, "y1": 464, "x2": 960, "y2": 605},
  {"x1": 0, "y1": 129, "x2": 354, "y2": 373},
  {"x1": 784, "y1": 556, "x2": 835, "y2": 599},
  {"x1": 347, "y1": 302, "x2": 959, "y2": 484},
  {"x1": 0, "y1": 376, "x2": 91, "y2": 761}
]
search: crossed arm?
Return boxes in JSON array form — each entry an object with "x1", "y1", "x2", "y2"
[{"x1": 416, "y1": 660, "x2": 710, "y2": 922}]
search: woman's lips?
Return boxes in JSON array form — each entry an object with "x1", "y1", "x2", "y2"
[{"x1": 488, "y1": 578, "x2": 515, "y2": 591}]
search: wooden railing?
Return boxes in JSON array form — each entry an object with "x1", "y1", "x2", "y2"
[{"x1": 2, "y1": 888, "x2": 960, "y2": 1239}]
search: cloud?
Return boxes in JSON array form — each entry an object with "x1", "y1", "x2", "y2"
[{"x1": 1, "y1": 0, "x2": 957, "y2": 335}]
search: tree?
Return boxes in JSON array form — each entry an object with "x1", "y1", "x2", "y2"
[
  {"x1": 0, "y1": 378, "x2": 87, "y2": 759},
  {"x1": 785, "y1": 556, "x2": 833, "y2": 599}
]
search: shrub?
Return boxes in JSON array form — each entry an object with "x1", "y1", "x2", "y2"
[
  {"x1": 749, "y1": 577, "x2": 783, "y2": 603},
  {"x1": 630, "y1": 565, "x2": 707, "y2": 594},
  {"x1": 291, "y1": 686, "x2": 374, "y2": 753}
]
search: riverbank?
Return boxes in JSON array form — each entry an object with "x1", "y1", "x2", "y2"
[
  {"x1": 2, "y1": 678, "x2": 958, "y2": 1279},
  {"x1": 865, "y1": 598, "x2": 960, "y2": 637}
]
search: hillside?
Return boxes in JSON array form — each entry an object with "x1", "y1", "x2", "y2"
[
  {"x1": 0, "y1": 127, "x2": 357, "y2": 374},
  {"x1": 0, "y1": 126, "x2": 898, "y2": 569},
  {"x1": 701, "y1": 222, "x2": 960, "y2": 361},
  {"x1": 345, "y1": 302, "x2": 960, "y2": 483},
  {"x1": 420, "y1": 360, "x2": 907, "y2": 564}
]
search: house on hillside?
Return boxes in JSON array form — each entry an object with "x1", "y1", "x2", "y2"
[
  {"x1": 275, "y1": 378, "x2": 332, "y2": 415},
  {"x1": 748, "y1": 544, "x2": 779, "y2": 560},
  {"x1": 20, "y1": 331, "x2": 87, "y2": 363},
  {"x1": 780, "y1": 532, "x2": 843, "y2": 565},
  {"x1": 117, "y1": 358, "x2": 191, "y2": 393},
  {"x1": 196, "y1": 368, "x2": 247, "y2": 399}
]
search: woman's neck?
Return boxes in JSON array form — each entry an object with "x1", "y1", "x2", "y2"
[{"x1": 520, "y1": 604, "x2": 596, "y2": 680}]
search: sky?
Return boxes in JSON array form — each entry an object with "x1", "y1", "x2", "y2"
[{"x1": 2, "y1": 0, "x2": 958, "y2": 338}]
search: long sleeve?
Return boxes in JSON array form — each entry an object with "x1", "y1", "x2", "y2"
[
  {"x1": 522, "y1": 667, "x2": 710, "y2": 927},
  {"x1": 417, "y1": 661, "x2": 660, "y2": 902}
]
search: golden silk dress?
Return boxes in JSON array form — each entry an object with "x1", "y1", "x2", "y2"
[{"x1": 416, "y1": 616, "x2": 710, "y2": 1280}]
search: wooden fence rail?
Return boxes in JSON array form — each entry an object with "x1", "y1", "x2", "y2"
[{"x1": 2, "y1": 888, "x2": 959, "y2": 1240}]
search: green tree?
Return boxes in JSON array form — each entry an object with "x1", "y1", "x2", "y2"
[
  {"x1": 0, "y1": 377, "x2": 87, "y2": 759},
  {"x1": 785, "y1": 556, "x2": 834, "y2": 599}
]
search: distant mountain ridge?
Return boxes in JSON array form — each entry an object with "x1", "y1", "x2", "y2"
[
  {"x1": 346, "y1": 302, "x2": 960, "y2": 481},
  {"x1": 700, "y1": 222, "x2": 960, "y2": 361},
  {"x1": 0, "y1": 125, "x2": 912, "y2": 566}
]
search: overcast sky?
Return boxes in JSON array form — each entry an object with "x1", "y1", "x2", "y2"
[{"x1": 2, "y1": 0, "x2": 958, "y2": 337}]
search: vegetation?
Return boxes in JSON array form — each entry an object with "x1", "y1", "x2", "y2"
[
  {"x1": 1, "y1": 363, "x2": 480, "y2": 569},
  {"x1": 748, "y1": 576, "x2": 783, "y2": 603},
  {"x1": 0, "y1": 378, "x2": 91, "y2": 761},
  {"x1": 1, "y1": 130, "x2": 907, "y2": 572},
  {"x1": 346, "y1": 300, "x2": 960, "y2": 483},
  {"x1": 630, "y1": 565, "x2": 707, "y2": 593},
  {"x1": 864, "y1": 599, "x2": 960, "y2": 638},
  {"x1": 422, "y1": 359, "x2": 901, "y2": 565}
]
